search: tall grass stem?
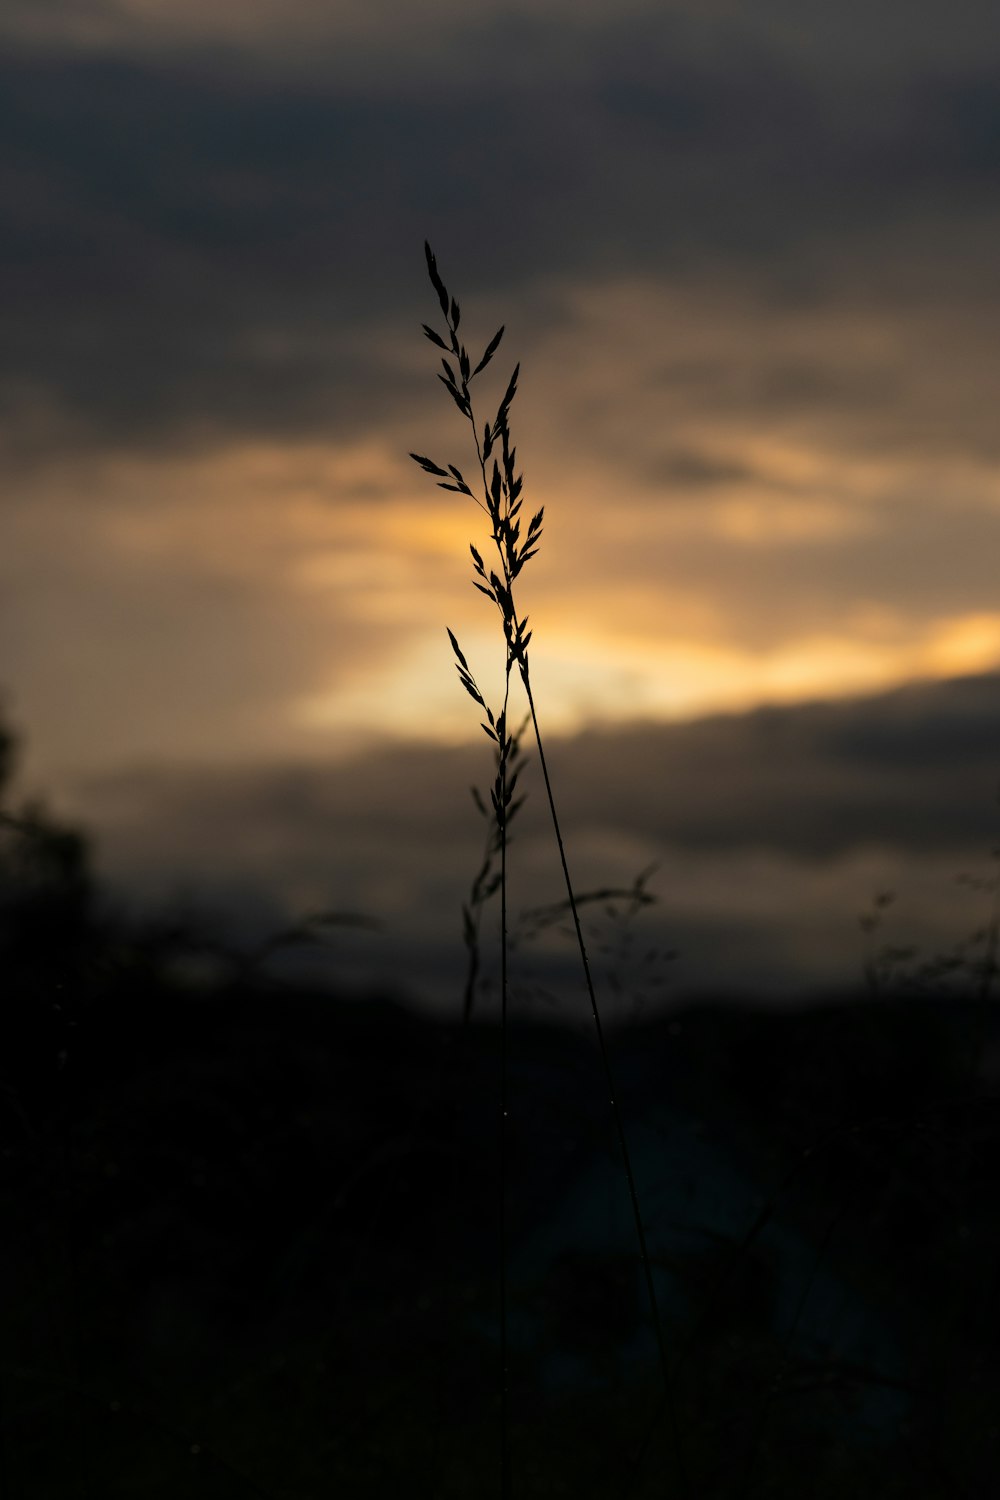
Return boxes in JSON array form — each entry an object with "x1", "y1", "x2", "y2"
[
  {"x1": 520, "y1": 670, "x2": 689, "y2": 1494},
  {"x1": 414, "y1": 241, "x2": 687, "y2": 1495}
]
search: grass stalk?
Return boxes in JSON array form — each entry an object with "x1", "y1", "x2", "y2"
[
  {"x1": 519, "y1": 668, "x2": 688, "y2": 1490},
  {"x1": 499, "y1": 669, "x2": 511, "y2": 1500},
  {"x1": 412, "y1": 242, "x2": 687, "y2": 1494}
]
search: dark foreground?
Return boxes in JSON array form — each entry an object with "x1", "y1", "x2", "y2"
[{"x1": 2, "y1": 966, "x2": 999, "y2": 1498}]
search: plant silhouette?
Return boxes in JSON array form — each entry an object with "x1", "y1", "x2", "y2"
[{"x1": 411, "y1": 242, "x2": 687, "y2": 1496}]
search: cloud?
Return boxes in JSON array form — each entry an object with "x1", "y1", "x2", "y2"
[
  {"x1": 2, "y1": 9, "x2": 999, "y2": 459},
  {"x1": 6, "y1": 321, "x2": 1000, "y2": 786},
  {"x1": 3, "y1": 0, "x2": 1000, "y2": 842},
  {"x1": 48, "y1": 669, "x2": 1000, "y2": 1009},
  {"x1": 0, "y1": 439, "x2": 450, "y2": 779},
  {"x1": 561, "y1": 672, "x2": 1000, "y2": 857},
  {"x1": 4, "y1": 1, "x2": 999, "y2": 84}
]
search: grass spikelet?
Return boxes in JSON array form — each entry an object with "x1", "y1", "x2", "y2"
[{"x1": 413, "y1": 243, "x2": 689, "y2": 1497}]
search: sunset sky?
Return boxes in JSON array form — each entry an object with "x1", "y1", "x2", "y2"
[{"x1": 4, "y1": 0, "x2": 1000, "y2": 1006}]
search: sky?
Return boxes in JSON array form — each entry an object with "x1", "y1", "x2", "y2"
[{"x1": 4, "y1": 0, "x2": 1000, "y2": 1009}]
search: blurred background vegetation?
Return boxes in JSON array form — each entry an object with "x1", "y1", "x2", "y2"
[{"x1": 2, "y1": 711, "x2": 999, "y2": 1498}]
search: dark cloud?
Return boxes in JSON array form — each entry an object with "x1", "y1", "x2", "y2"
[
  {"x1": 641, "y1": 449, "x2": 762, "y2": 491},
  {"x1": 3, "y1": 10, "x2": 1000, "y2": 457},
  {"x1": 1, "y1": 54, "x2": 435, "y2": 452},
  {"x1": 56, "y1": 669, "x2": 1000, "y2": 1007},
  {"x1": 565, "y1": 673, "x2": 1000, "y2": 858}
]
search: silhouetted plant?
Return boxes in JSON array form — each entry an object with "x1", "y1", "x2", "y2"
[
  {"x1": 0, "y1": 718, "x2": 99, "y2": 1096},
  {"x1": 511, "y1": 862, "x2": 677, "y2": 1023},
  {"x1": 858, "y1": 823, "x2": 1000, "y2": 1076},
  {"x1": 459, "y1": 710, "x2": 530, "y2": 1022},
  {"x1": 412, "y1": 243, "x2": 687, "y2": 1497}
]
